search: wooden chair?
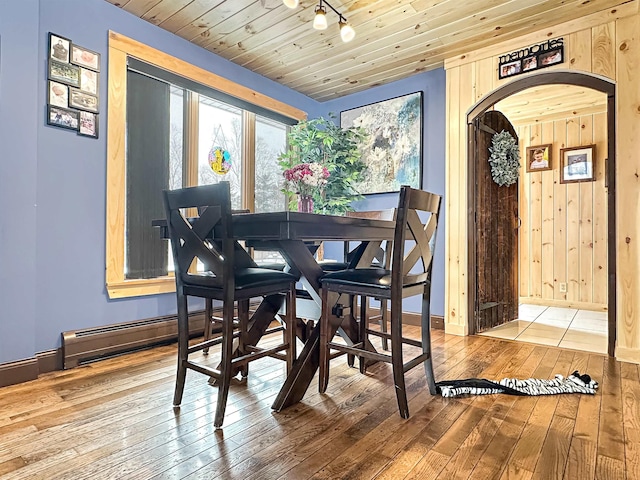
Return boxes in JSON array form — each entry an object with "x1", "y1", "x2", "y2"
[
  {"x1": 316, "y1": 209, "x2": 394, "y2": 352},
  {"x1": 345, "y1": 209, "x2": 394, "y2": 350},
  {"x1": 163, "y1": 182, "x2": 297, "y2": 428},
  {"x1": 318, "y1": 186, "x2": 441, "y2": 418}
]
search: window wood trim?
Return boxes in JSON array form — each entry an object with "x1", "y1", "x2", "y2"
[
  {"x1": 106, "y1": 32, "x2": 306, "y2": 299},
  {"x1": 242, "y1": 111, "x2": 256, "y2": 211}
]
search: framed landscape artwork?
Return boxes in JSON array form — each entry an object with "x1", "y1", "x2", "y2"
[{"x1": 341, "y1": 91, "x2": 423, "y2": 194}]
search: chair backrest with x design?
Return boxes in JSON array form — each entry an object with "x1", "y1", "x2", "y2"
[
  {"x1": 391, "y1": 186, "x2": 441, "y2": 299},
  {"x1": 163, "y1": 182, "x2": 234, "y2": 292}
]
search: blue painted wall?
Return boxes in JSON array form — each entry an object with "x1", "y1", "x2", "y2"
[
  {"x1": 319, "y1": 71, "x2": 447, "y2": 316},
  {"x1": 0, "y1": 0, "x2": 446, "y2": 365}
]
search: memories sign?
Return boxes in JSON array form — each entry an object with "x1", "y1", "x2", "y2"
[{"x1": 498, "y1": 37, "x2": 564, "y2": 79}]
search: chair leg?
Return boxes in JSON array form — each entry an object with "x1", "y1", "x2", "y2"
[
  {"x1": 203, "y1": 299, "x2": 213, "y2": 354},
  {"x1": 391, "y1": 309, "x2": 409, "y2": 419},
  {"x1": 214, "y1": 300, "x2": 235, "y2": 428},
  {"x1": 359, "y1": 295, "x2": 368, "y2": 374},
  {"x1": 421, "y1": 291, "x2": 437, "y2": 395},
  {"x1": 319, "y1": 286, "x2": 330, "y2": 393},
  {"x1": 379, "y1": 298, "x2": 389, "y2": 351},
  {"x1": 347, "y1": 294, "x2": 356, "y2": 368},
  {"x1": 238, "y1": 300, "x2": 250, "y2": 379},
  {"x1": 286, "y1": 289, "x2": 296, "y2": 374},
  {"x1": 173, "y1": 292, "x2": 189, "y2": 407}
]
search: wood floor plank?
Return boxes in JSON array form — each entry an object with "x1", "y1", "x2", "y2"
[
  {"x1": 476, "y1": 348, "x2": 577, "y2": 479},
  {"x1": 597, "y1": 357, "x2": 625, "y2": 463},
  {"x1": 379, "y1": 341, "x2": 534, "y2": 480},
  {"x1": 498, "y1": 349, "x2": 562, "y2": 480},
  {"x1": 621, "y1": 360, "x2": 640, "y2": 479},
  {"x1": 595, "y1": 454, "x2": 626, "y2": 480},
  {"x1": 563, "y1": 354, "x2": 605, "y2": 480},
  {"x1": 351, "y1": 338, "x2": 518, "y2": 480},
  {"x1": 432, "y1": 346, "x2": 548, "y2": 479},
  {"x1": 239, "y1": 338, "x2": 477, "y2": 480},
  {"x1": 461, "y1": 346, "x2": 560, "y2": 480},
  {"x1": 309, "y1": 340, "x2": 519, "y2": 480},
  {"x1": 0, "y1": 329, "x2": 633, "y2": 480},
  {"x1": 554, "y1": 351, "x2": 591, "y2": 421},
  {"x1": 502, "y1": 350, "x2": 575, "y2": 478},
  {"x1": 531, "y1": 415, "x2": 575, "y2": 479}
]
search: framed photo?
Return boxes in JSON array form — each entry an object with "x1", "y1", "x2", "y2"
[
  {"x1": 68, "y1": 87, "x2": 99, "y2": 113},
  {"x1": 340, "y1": 91, "x2": 423, "y2": 194},
  {"x1": 49, "y1": 32, "x2": 71, "y2": 63},
  {"x1": 526, "y1": 144, "x2": 552, "y2": 172},
  {"x1": 48, "y1": 80, "x2": 69, "y2": 108},
  {"x1": 540, "y1": 49, "x2": 563, "y2": 67},
  {"x1": 71, "y1": 44, "x2": 100, "y2": 71},
  {"x1": 79, "y1": 67, "x2": 98, "y2": 95},
  {"x1": 560, "y1": 144, "x2": 596, "y2": 184},
  {"x1": 499, "y1": 60, "x2": 522, "y2": 79},
  {"x1": 49, "y1": 59, "x2": 80, "y2": 87},
  {"x1": 47, "y1": 105, "x2": 79, "y2": 131},
  {"x1": 522, "y1": 56, "x2": 538, "y2": 72},
  {"x1": 78, "y1": 111, "x2": 99, "y2": 138}
]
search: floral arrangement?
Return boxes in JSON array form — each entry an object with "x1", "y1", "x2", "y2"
[
  {"x1": 488, "y1": 130, "x2": 520, "y2": 187},
  {"x1": 278, "y1": 116, "x2": 366, "y2": 214},
  {"x1": 283, "y1": 162, "x2": 330, "y2": 197}
]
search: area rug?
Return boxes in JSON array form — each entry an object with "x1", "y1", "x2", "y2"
[{"x1": 436, "y1": 371, "x2": 598, "y2": 397}]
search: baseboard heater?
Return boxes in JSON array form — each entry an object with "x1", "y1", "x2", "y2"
[{"x1": 61, "y1": 310, "x2": 208, "y2": 369}]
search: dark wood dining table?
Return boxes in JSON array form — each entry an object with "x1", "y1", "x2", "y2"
[{"x1": 155, "y1": 211, "x2": 396, "y2": 410}]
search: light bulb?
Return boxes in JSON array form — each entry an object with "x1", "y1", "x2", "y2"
[
  {"x1": 339, "y1": 21, "x2": 355, "y2": 42},
  {"x1": 282, "y1": 0, "x2": 298, "y2": 8},
  {"x1": 313, "y1": 6, "x2": 328, "y2": 30}
]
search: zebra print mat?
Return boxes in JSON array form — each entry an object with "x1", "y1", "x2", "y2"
[{"x1": 436, "y1": 371, "x2": 598, "y2": 398}]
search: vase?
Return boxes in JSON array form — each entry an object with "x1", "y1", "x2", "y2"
[{"x1": 297, "y1": 194, "x2": 314, "y2": 213}]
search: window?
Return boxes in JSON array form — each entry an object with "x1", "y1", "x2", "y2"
[
  {"x1": 106, "y1": 32, "x2": 305, "y2": 298},
  {"x1": 255, "y1": 116, "x2": 288, "y2": 213}
]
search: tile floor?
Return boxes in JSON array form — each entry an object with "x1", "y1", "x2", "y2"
[{"x1": 478, "y1": 303, "x2": 608, "y2": 354}]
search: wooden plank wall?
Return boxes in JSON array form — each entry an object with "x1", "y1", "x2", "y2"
[
  {"x1": 516, "y1": 114, "x2": 608, "y2": 310},
  {"x1": 443, "y1": 2, "x2": 640, "y2": 363}
]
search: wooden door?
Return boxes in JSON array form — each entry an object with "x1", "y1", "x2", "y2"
[{"x1": 474, "y1": 110, "x2": 519, "y2": 333}]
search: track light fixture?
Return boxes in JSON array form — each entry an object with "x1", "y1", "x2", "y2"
[
  {"x1": 282, "y1": 0, "x2": 355, "y2": 43},
  {"x1": 313, "y1": 3, "x2": 328, "y2": 30}
]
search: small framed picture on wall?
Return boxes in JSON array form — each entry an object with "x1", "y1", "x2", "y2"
[
  {"x1": 79, "y1": 68, "x2": 99, "y2": 95},
  {"x1": 560, "y1": 145, "x2": 596, "y2": 184},
  {"x1": 526, "y1": 144, "x2": 552, "y2": 172},
  {"x1": 49, "y1": 33, "x2": 71, "y2": 63},
  {"x1": 68, "y1": 87, "x2": 99, "y2": 113},
  {"x1": 48, "y1": 80, "x2": 68, "y2": 108},
  {"x1": 47, "y1": 105, "x2": 79, "y2": 131},
  {"x1": 78, "y1": 111, "x2": 99, "y2": 138},
  {"x1": 49, "y1": 60, "x2": 80, "y2": 87},
  {"x1": 71, "y1": 44, "x2": 101, "y2": 71}
]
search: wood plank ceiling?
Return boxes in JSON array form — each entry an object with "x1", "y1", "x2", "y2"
[
  {"x1": 496, "y1": 84, "x2": 607, "y2": 126},
  {"x1": 104, "y1": 0, "x2": 629, "y2": 101}
]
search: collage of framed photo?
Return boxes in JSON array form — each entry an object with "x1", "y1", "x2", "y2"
[
  {"x1": 498, "y1": 38, "x2": 564, "y2": 80},
  {"x1": 46, "y1": 32, "x2": 100, "y2": 138}
]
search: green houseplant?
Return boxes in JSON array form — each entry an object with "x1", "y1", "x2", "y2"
[{"x1": 278, "y1": 115, "x2": 368, "y2": 215}]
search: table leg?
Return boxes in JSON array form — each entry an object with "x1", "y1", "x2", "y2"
[
  {"x1": 211, "y1": 293, "x2": 284, "y2": 382},
  {"x1": 271, "y1": 293, "x2": 343, "y2": 411}
]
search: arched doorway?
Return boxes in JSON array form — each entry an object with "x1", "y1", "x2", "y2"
[{"x1": 466, "y1": 70, "x2": 616, "y2": 356}]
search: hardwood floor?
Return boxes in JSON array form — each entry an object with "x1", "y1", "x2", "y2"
[{"x1": 0, "y1": 327, "x2": 638, "y2": 479}]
